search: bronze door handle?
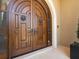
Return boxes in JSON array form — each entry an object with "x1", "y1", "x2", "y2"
[{"x1": 28, "y1": 29, "x2": 33, "y2": 33}]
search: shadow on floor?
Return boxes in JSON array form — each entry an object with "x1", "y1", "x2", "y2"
[{"x1": 58, "y1": 46, "x2": 70, "y2": 57}]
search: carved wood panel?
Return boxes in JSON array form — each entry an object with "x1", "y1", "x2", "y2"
[{"x1": 8, "y1": 0, "x2": 52, "y2": 57}]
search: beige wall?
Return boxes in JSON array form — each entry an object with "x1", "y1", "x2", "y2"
[
  {"x1": 45, "y1": 0, "x2": 58, "y2": 47},
  {"x1": 45, "y1": 0, "x2": 79, "y2": 47},
  {"x1": 47, "y1": 0, "x2": 61, "y2": 47},
  {"x1": 53, "y1": 0, "x2": 61, "y2": 46},
  {"x1": 45, "y1": 0, "x2": 61, "y2": 47},
  {"x1": 60, "y1": 0, "x2": 78, "y2": 47},
  {"x1": 45, "y1": 0, "x2": 78, "y2": 47}
]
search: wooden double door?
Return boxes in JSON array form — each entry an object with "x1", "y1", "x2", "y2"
[{"x1": 8, "y1": 0, "x2": 52, "y2": 57}]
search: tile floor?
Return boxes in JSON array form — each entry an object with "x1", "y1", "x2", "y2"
[{"x1": 14, "y1": 46, "x2": 70, "y2": 59}]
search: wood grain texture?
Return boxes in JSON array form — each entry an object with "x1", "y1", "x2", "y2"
[
  {"x1": 8, "y1": 0, "x2": 52, "y2": 58},
  {"x1": 0, "y1": 53, "x2": 7, "y2": 59}
]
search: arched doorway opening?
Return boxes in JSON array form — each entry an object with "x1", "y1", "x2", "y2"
[
  {"x1": 45, "y1": 0, "x2": 57, "y2": 48},
  {"x1": 8, "y1": 0, "x2": 52, "y2": 58}
]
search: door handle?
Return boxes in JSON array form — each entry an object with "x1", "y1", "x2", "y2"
[
  {"x1": 28, "y1": 29, "x2": 33, "y2": 33},
  {"x1": 27, "y1": 29, "x2": 37, "y2": 34}
]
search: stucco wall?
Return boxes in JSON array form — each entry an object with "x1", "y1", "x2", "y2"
[
  {"x1": 46, "y1": 0, "x2": 61, "y2": 47},
  {"x1": 60, "y1": 0, "x2": 78, "y2": 47},
  {"x1": 45, "y1": 0, "x2": 57, "y2": 48},
  {"x1": 53, "y1": 0, "x2": 61, "y2": 46}
]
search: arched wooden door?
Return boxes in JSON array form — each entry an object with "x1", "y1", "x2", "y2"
[{"x1": 8, "y1": 0, "x2": 52, "y2": 57}]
